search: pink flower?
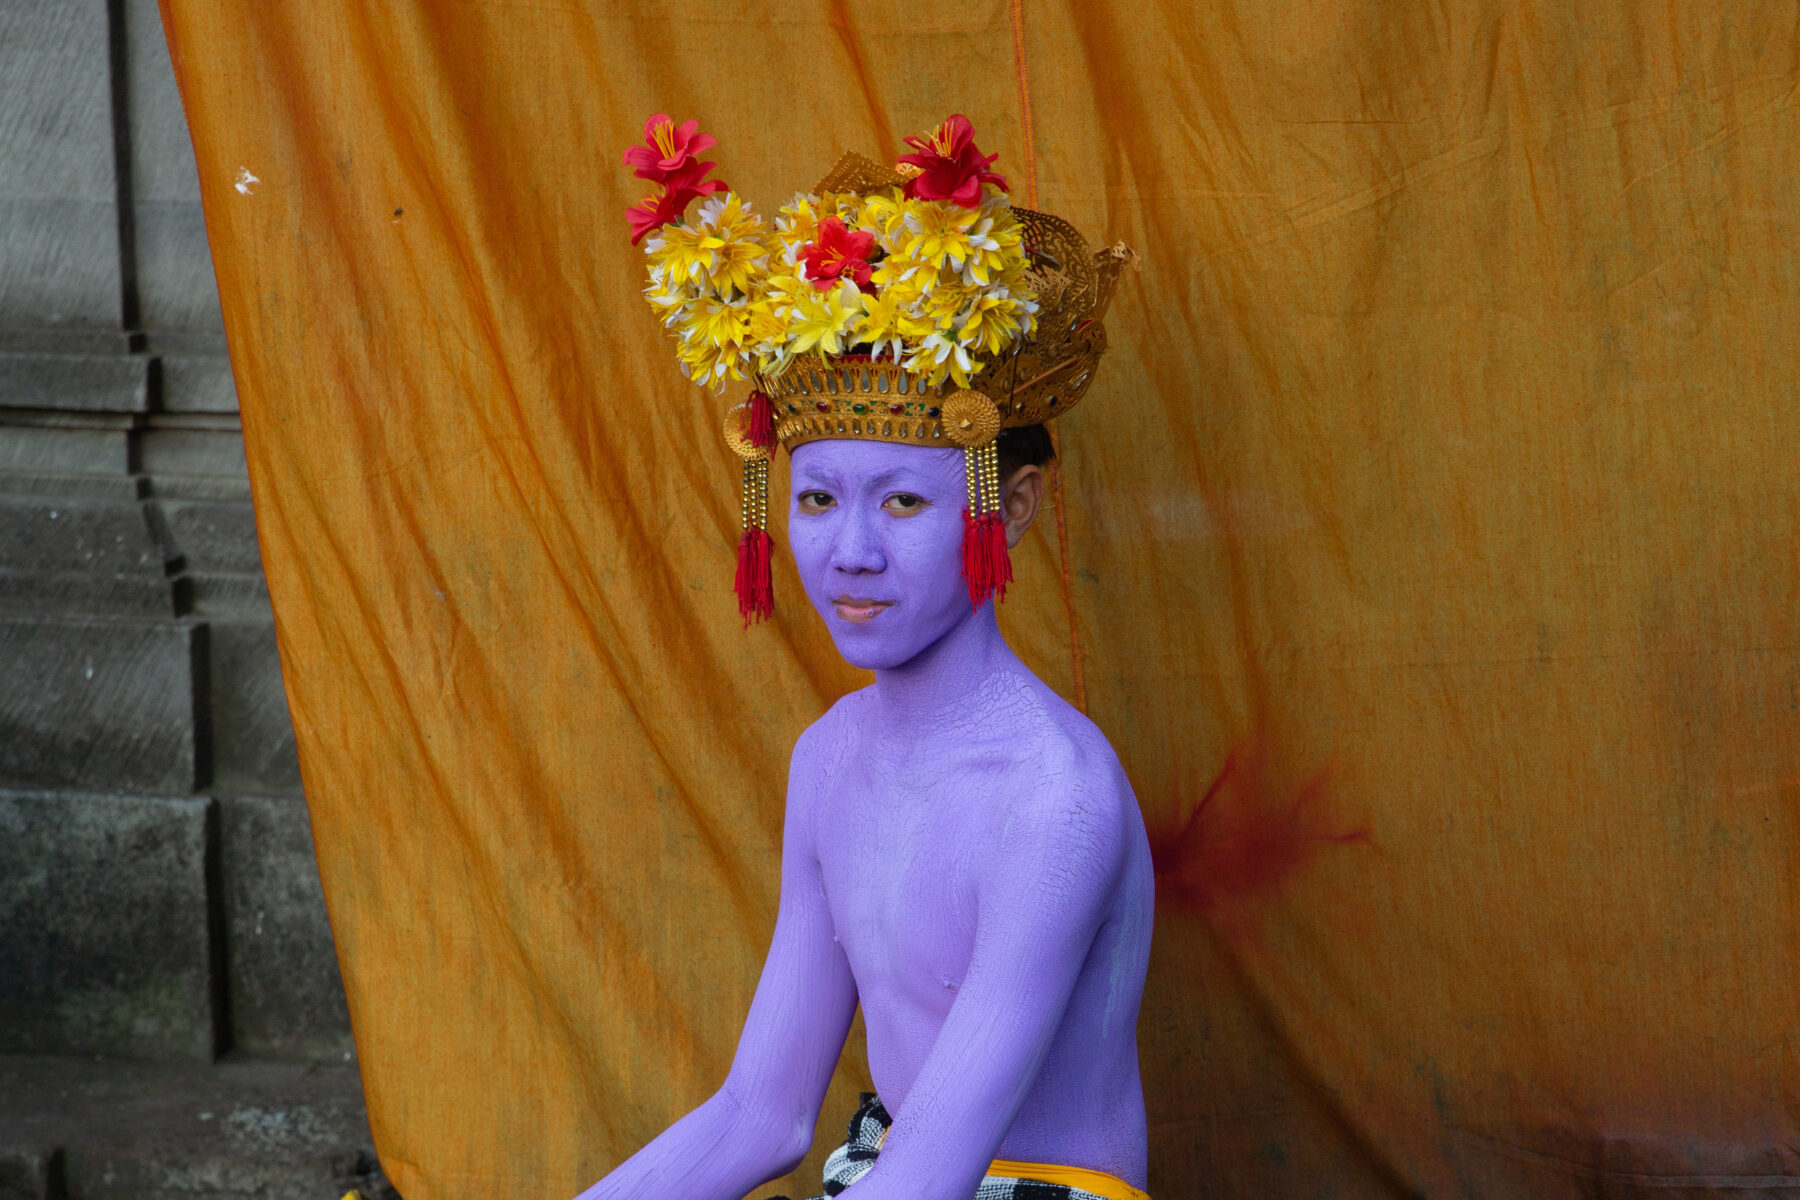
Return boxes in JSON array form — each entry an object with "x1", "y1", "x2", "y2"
[
  {"x1": 626, "y1": 190, "x2": 683, "y2": 246},
  {"x1": 625, "y1": 161, "x2": 727, "y2": 245},
  {"x1": 897, "y1": 114, "x2": 1007, "y2": 209},
  {"x1": 623, "y1": 114, "x2": 719, "y2": 185},
  {"x1": 797, "y1": 218, "x2": 877, "y2": 289}
]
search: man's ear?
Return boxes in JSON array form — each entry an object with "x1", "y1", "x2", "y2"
[{"x1": 1000, "y1": 464, "x2": 1046, "y2": 548}]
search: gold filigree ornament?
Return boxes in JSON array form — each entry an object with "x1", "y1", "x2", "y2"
[
  {"x1": 721, "y1": 400, "x2": 772, "y2": 462},
  {"x1": 940, "y1": 390, "x2": 1001, "y2": 448}
]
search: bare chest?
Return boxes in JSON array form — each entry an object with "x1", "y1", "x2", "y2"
[{"x1": 813, "y1": 773, "x2": 989, "y2": 1003}]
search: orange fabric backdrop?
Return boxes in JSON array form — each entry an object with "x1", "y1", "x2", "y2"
[{"x1": 160, "y1": 2, "x2": 1800, "y2": 1196}]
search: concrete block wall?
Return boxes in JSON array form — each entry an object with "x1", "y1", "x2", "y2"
[{"x1": 0, "y1": 0, "x2": 351, "y2": 1064}]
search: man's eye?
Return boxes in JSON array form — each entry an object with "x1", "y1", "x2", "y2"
[
  {"x1": 797, "y1": 491, "x2": 836, "y2": 514},
  {"x1": 882, "y1": 493, "x2": 928, "y2": 516}
]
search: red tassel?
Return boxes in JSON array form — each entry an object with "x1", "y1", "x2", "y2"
[
  {"x1": 961, "y1": 510, "x2": 1013, "y2": 610},
  {"x1": 746, "y1": 390, "x2": 776, "y2": 450},
  {"x1": 734, "y1": 526, "x2": 774, "y2": 626}
]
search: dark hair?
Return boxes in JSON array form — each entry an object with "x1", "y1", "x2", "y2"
[{"x1": 996, "y1": 423, "x2": 1056, "y2": 481}]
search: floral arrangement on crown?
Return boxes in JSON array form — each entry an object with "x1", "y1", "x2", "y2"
[
  {"x1": 626, "y1": 113, "x2": 1038, "y2": 393},
  {"x1": 622, "y1": 112, "x2": 1132, "y2": 627}
]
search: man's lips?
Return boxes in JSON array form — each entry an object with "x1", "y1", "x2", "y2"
[{"x1": 831, "y1": 597, "x2": 892, "y2": 624}]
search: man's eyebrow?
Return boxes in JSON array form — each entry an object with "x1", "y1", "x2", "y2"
[
  {"x1": 861, "y1": 468, "x2": 932, "y2": 491},
  {"x1": 793, "y1": 467, "x2": 933, "y2": 492}
]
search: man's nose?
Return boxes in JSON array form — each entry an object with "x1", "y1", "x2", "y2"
[{"x1": 832, "y1": 503, "x2": 886, "y2": 575}]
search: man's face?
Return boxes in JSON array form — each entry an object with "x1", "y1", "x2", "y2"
[{"x1": 787, "y1": 438, "x2": 974, "y2": 671}]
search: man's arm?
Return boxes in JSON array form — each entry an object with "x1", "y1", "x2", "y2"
[
  {"x1": 574, "y1": 719, "x2": 860, "y2": 1200},
  {"x1": 844, "y1": 765, "x2": 1132, "y2": 1200}
]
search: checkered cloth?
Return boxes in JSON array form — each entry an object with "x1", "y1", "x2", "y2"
[{"x1": 775, "y1": 1093, "x2": 1118, "y2": 1200}]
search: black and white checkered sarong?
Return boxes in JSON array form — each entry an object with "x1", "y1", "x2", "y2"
[{"x1": 779, "y1": 1092, "x2": 1122, "y2": 1200}]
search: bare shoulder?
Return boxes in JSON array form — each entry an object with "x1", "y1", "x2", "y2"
[
  {"x1": 785, "y1": 686, "x2": 879, "y2": 839},
  {"x1": 985, "y1": 677, "x2": 1139, "y2": 884},
  {"x1": 789, "y1": 684, "x2": 875, "y2": 779}
]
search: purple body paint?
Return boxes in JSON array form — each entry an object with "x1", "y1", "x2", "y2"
[{"x1": 576, "y1": 440, "x2": 1155, "y2": 1200}]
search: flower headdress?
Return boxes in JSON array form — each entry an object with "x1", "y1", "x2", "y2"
[{"x1": 623, "y1": 113, "x2": 1133, "y2": 625}]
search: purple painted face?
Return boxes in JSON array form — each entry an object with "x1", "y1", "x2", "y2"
[{"x1": 787, "y1": 439, "x2": 976, "y2": 671}]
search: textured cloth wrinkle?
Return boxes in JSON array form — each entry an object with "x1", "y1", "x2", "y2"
[{"x1": 157, "y1": 1, "x2": 1800, "y2": 1197}]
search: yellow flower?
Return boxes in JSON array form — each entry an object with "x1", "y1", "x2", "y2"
[
  {"x1": 648, "y1": 221, "x2": 723, "y2": 289},
  {"x1": 904, "y1": 331, "x2": 979, "y2": 389},
  {"x1": 957, "y1": 216, "x2": 1015, "y2": 286},
  {"x1": 674, "y1": 298, "x2": 753, "y2": 387},
  {"x1": 746, "y1": 297, "x2": 797, "y2": 375},
  {"x1": 902, "y1": 201, "x2": 979, "y2": 271},
  {"x1": 692, "y1": 193, "x2": 770, "y2": 298},
  {"x1": 919, "y1": 276, "x2": 974, "y2": 332},
  {"x1": 855, "y1": 188, "x2": 911, "y2": 249},
  {"x1": 678, "y1": 296, "x2": 751, "y2": 351},
  {"x1": 958, "y1": 292, "x2": 1029, "y2": 357},
  {"x1": 854, "y1": 288, "x2": 931, "y2": 364},
  {"x1": 784, "y1": 280, "x2": 863, "y2": 359},
  {"x1": 680, "y1": 337, "x2": 751, "y2": 388},
  {"x1": 777, "y1": 193, "x2": 824, "y2": 239},
  {"x1": 824, "y1": 192, "x2": 862, "y2": 224},
  {"x1": 775, "y1": 193, "x2": 829, "y2": 270},
  {"x1": 870, "y1": 255, "x2": 927, "y2": 302}
]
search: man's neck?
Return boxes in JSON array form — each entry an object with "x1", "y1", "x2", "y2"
[{"x1": 870, "y1": 603, "x2": 1022, "y2": 747}]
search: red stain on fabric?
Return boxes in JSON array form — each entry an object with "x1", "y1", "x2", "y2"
[{"x1": 1150, "y1": 740, "x2": 1369, "y2": 916}]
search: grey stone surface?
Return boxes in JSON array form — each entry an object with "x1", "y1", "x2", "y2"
[
  {"x1": 0, "y1": 470, "x2": 142, "y2": 502},
  {"x1": 0, "y1": 2, "x2": 123, "y2": 330},
  {"x1": 159, "y1": 497, "x2": 261, "y2": 573},
  {"x1": 161, "y1": 353, "x2": 238, "y2": 413},
  {"x1": 0, "y1": 494, "x2": 169, "y2": 575},
  {"x1": 208, "y1": 622, "x2": 302, "y2": 795},
  {"x1": 0, "y1": 1144, "x2": 61, "y2": 1200},
  {"x1": 139, "y1": 423, "x2": 246, "y2": 478},
  {"x1": 0, "y1": 617, "x2": 199, "y2": 793},
  {"x1": 0, "y1": 1053, "x2": 392, "y2": 1200},
  {"x1": 0, "y1": 482, "x2": 176, "y2": 616},
  {"x1": 219, "y1": 797, "x2": 350, "y2": 1058},
  {"x1": 134, "y1": 203, "x2": 222, "y2": 338},
  {"x1": 146, "y1": 469, "x2": 249, "y2": 504},
  {"x1": 0, "y1": 330, "x2": 138, "y2": 356},
  {"x1": 125, "y1": 0, "x2": 224, "y2": 335},
  {"x1": 0, "y1": 425, "x2": 130, "y2": 474},
  {"x1": 0, "y1": 354, "x2": 149, "y2": 412},
  {"x1": 0, "y1": 791, "x2": 217, "y2": 1061},
  {"x1": 0, "y1": 0, "x2": 332, "y2": 1076},
  {"x1": 183, "y1": 572, "x2": 270, "y2": 618},
  {"x1": 0, "y1": 569, "x2": 173, "y2": 619}
]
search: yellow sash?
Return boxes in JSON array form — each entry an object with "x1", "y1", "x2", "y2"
[
  {"x1": 985, "y1": 1157, "x2": 1151, "y2": 1200},
  {"x1": 869, "y1": 1124, "x2": 1150, "y2": 1200}
]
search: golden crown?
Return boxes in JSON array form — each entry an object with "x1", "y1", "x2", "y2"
[{"x1": 623, "y1": 114, "x2": 1133, "y2": 623}]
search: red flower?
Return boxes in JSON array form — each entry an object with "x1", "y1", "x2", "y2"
[
  {"x1": 897, "y1": 114, "x2": 1008, "y2": 209},
  {"x1": 798, "y1": 218, "x2": 876, "y2": 289},
  {"x1": 626, "y1": 189, "x2": 683, "y2": 246},
  {"x1": 625, "y1": 160, "x2": 727, "y2": 245},
  {"x1": 623, "y1": 114, "x2": 718, "y2": 185}
]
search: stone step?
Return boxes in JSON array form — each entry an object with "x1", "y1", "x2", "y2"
[{"x1": 0, "y1": 1053, "x2": 395, "y2": 1200}]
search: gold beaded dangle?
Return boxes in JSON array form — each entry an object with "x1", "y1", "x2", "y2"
[
  {"x1": 942, "y1": 391, "x2": 1012, "y2": 609},
  {"x1": 724, "y1": 402, "x2": 774, "y2": 625}
]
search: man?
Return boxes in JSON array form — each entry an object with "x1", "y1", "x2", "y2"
[
  {"x1": 588, "y1": 115, "x2": 1151, "y2": 1200},
  {"x1": 578, "y1": 429, "x2": 1153, "y2": 1200}
]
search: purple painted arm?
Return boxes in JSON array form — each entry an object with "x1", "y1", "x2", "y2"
[{"x1": 573, "y1": 724, "x2": 859, "y2": 1200}]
